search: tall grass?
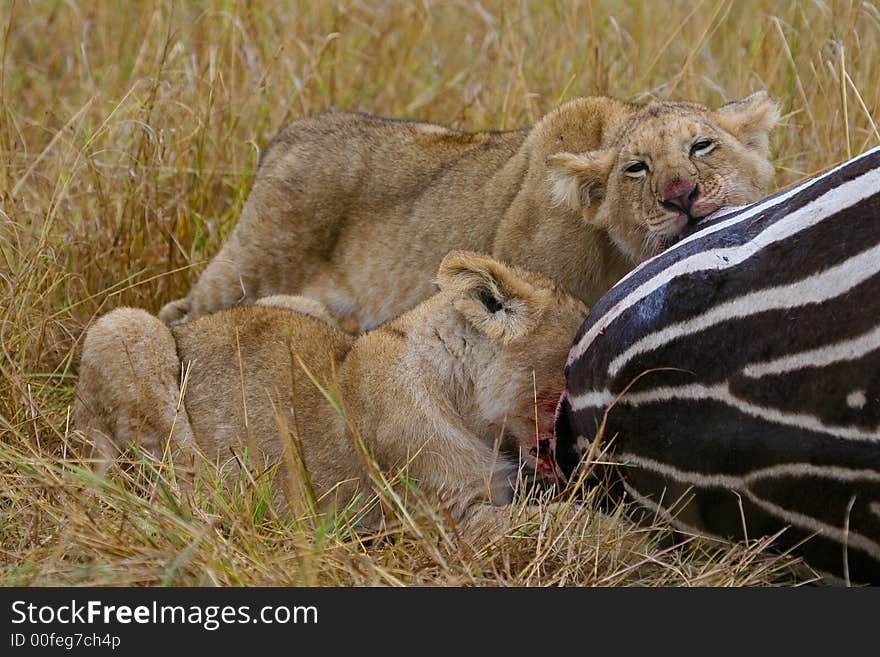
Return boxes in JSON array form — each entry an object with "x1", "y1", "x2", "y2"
[{"x1": 1, "y1": 0, "x2": 877, "y2": 586}]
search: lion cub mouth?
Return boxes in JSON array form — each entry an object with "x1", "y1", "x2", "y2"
[
  {"x1": 679, "y1": 203, "x2": 748, "y2": 239},
  {"x1": 526, "y1": 434, "x2": 563, "y2": 483},
  {"x1": 660, "y1": 200, "x2": 737, "y2": 247}
]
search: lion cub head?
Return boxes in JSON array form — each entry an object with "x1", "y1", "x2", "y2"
[
  {"x1": 418, "y1": 252, "x2": 587, "y2": 473},
  {"x1": 548, "y1": 91, "x2": 779, "y2": 262}
]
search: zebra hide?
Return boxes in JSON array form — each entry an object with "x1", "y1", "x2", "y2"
[{"x1": 554, "y1": 145, "x2": 880, "y2": 584}]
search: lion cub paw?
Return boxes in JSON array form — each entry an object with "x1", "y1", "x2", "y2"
[{"x1": 158, "y1": 297, "x2": 191, "y2": 325}]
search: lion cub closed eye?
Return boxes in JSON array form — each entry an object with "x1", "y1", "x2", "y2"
[
  {"x1": 75, "y1": 252, "x2": 587, "y2": 528},
  {"x1": 160, "y1": 92, "x2": 778, "y2": 332}
]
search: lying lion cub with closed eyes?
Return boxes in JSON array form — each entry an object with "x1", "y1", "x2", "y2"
[{"x1": 74, "y1": 253, "x2": 587, "y2": 530}]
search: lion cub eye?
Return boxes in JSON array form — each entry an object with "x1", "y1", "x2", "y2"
[
  {"x1": 624, "y1": 161, "x2": 649, "y2": 178},
  {"x1": 690, "y1": 139, "x2": 715, "y2": 157}
]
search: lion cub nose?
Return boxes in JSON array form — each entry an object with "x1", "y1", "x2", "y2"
[{"x1": 660, "y1": 178, "x2": 698, "y2": 213}]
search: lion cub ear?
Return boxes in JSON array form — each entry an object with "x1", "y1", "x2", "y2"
[
  {"x1": 546, "y1": 150, "x2": 616, "y2": 214},
  {"x1": 713, "y1": 91, "x2": 780, "y2": 155},
  {"x1": 437, "y1": 251, "x2": 546, "y2": 343}
]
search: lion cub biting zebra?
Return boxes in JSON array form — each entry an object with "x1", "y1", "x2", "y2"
[
  {"x1": 555, "y1": 145, "x2": 880, "y2": 583},
  {"x1": 75, "y1": 253, "x2": 588, "y2": 530},
  {"x1": 160, "y1": 92, "x2": 779, "y2": 332}
]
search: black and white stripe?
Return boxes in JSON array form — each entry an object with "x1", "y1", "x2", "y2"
[{"x1": 555, "y1": 146, "x2": 880, "y2": 583}]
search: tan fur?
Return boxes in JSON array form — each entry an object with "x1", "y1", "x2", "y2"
[
  {"x1": 159, "y1": 93, "x2": 778, "y2": 331},
  {"x1": 76, "y1": 253, "x2": 588, "y2": 528},
  {"x1": 255, "y1": 294, "x2": 339, "y2": 326}
]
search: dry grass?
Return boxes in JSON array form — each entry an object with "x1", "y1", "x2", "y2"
[{"x1": 1, "y1": 0, "x2": 877, "y2": 586}]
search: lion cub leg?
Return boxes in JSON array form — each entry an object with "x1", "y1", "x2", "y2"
[
  {"x1": 75, "y1": 308, "x2": 196, "y2": 473},
  {"x1": 158, "y1": 235, "x2": 247, "y2": 325}
]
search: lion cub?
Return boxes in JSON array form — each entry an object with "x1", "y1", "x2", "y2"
[
  {"x1": 160, "y1": 92, "x2": 779, "y2": 331},
  {"x1": 75, "y1": 253, "x2": 587, "y2": 527}
]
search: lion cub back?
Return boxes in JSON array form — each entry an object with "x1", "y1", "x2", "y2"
[{"x1": 171, "y1": 305, "x2": 354, "y2": 468}]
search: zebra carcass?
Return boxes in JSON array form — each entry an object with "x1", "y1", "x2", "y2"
[{"x1": 554, "y1": 146, "x2": 880, "y2": 583}]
